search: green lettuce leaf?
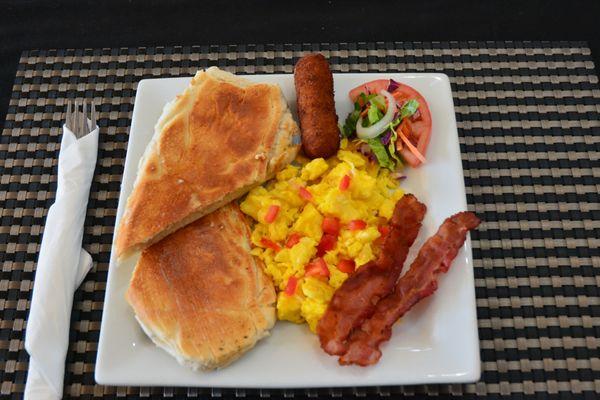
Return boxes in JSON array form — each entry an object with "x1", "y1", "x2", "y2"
[
  {"x1": 366, "y1": 138, "x2": 394, "y2": 169},
  {"x1": 399, "y1": 99, "x2": 420, "y2": 119},
  {"x1": 341, "y1": 101, "x2": 363, "y2": 137},
  {"x1": 387, "y1": 125, "x2": 402, "y2": 165},
  {"x1": 367, "y1": 105, "x2": 383, "y2": 125},
  {"x1": 369, "y1": 95, "x2": 386, "y2": 110},
  {"x1": 342, "y1": 108, "x2": 361, "y2": 138},
  {"x1": 359, "y1": 92, "x2": 377, "y2": 104}
]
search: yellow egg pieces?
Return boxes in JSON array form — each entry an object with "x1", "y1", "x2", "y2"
[{"x1": 240, "y1": 139, "x2": 404, "y2": 332}]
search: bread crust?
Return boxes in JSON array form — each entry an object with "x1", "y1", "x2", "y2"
[
  {"x1": 116, "y1": 67, "x2": 300, "y2": 258},
  {"x1": 126, "y1": 203, "x2": 276, "y2": 370}
]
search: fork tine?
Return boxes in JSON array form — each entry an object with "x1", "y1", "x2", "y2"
[
  {"x1": 79, "y1": 100, "x2": 85, "y2": 138},
  {"x1": 82, "y1": 100, "x2": 89, "y2": 135},
  {"x1": 90, "y1": 100, "x2": 97, "y2": 130},
  {"x1": 76, "y1": 99, "x2": 83, "y2": 139},
  {"x1": 73, "y1": 99, "x2": 78, "y2": 137},
  {"x1": 66, "y1": 101, "x2": 72, "y2": 131}
]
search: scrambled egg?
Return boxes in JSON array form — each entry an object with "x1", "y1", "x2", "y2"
[{"x1": 241, "y1": 139, "x2": 404, "y2": 332}]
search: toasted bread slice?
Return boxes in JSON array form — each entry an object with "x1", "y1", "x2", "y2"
[
  {"x1": 116, "y1": 67, "x2": 300, "y2": 258},
  {"x1": 126, "y1": 203, "x2": 276, "y2": 370}
]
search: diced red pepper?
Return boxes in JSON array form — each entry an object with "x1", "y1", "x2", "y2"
[
  {"x1": 305, "y1": 257, "x2": 330, "y2": 278},
  {"x1": 347, "y1": 219, "x2": 367, "y2": 231},
  {"x1": 378, "y1": 224, "x2": 390, "y2": 237},
  {"x1": 285, "y1": 232, "x2": 302, "y2": 248},
  {"x1": 339, "y1": 174, "x2": 351, "y2": 191},
  {"x1": 337, "y1": 259, "x2": 356, "y2": 274},
  {"x1": 264, "y1": 204, "x2": 280, "y2": 223},
  {"x1": 298, "y1": 186, "x2": 313, "y2": 201},
  {"x1": 322, "y1": 216, "x2": 341, "y2": 236},
  {"x1": 260, "y1": 237, "x2": 281, "y2": 252},
  {"x1": 316, "y1": 234, "x2": 337, "y2": 257},
  {"x1": 284, "y1": 276, "x2": 298, "y2": 296}
]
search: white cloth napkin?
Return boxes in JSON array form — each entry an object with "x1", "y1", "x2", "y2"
[{"x1": 24, "y1": 123, "x2": 99, "y2": 400}]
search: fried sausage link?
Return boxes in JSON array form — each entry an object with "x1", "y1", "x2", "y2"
[{"x1": 294, "y1": 53, "x2": 340, "y2": 158}]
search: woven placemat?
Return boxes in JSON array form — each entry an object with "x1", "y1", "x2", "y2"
[{"x1": 1, "y1": 41, "x2": 599, "y2": 399}]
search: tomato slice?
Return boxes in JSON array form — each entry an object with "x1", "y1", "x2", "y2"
[
  {"x1": 349, "y1": 79, "x2": 432, "y2": 168},
  {"x1": 337, "y1": 259, "x2": 356, "y2": 274},
  {"x1": 285, "y1": 232, "x2": 302, "y2": 248},
  {"x1": 316, "y1": 233, "x2": 337, "y2": 257},
  {"x1": 305, "y1": 258, "x2": 330, "y2": 278},
  {"x1": 349, "y1": 79, "x2": 390, "y2": 103},
  {"x1": 391, "y1": 84, "x2": 432, "y2": 167},
  {"x1": 298, "y1": 186, "x2": 313, "y2": 202},
  {"x1": 284, "y1": 276, "x2": 298, "y2": 296},
  {"x1": 339, "y1": 174, "x2": 351, "y2": 191},
  {"x1": 322, "y1": 216, "x2": 341, "y2": 236},
  {"x1": 347, "y1": 219, "x2": 367, "y2": 231},
  {"x1": 260, "y1": 237, "x2": 281, "y2": 252},
  {"x1": 264, "y1": 204, "x2": 280, "y2": 223},
  {"x1": 396, "y1": 119, "x2": 427, "y2": 165}
]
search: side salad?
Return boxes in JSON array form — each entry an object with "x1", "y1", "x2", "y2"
[{"x1": 341, "y1": 79, "x2": 432, "y2": 169}]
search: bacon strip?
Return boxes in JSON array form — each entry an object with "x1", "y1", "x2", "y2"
[
  {"x1": 317, "y1": 194, "x2": 426, "y2": 355},
  {"x1": 339, "y1": 211, "x2": 481, "y2": 366}
]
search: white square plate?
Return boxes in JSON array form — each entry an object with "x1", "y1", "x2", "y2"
[{"x1": 96, "y1": 73, "x2": 480, "y2": 388}]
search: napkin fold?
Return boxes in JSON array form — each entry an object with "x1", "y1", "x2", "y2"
[{"x1": 24, "y1": 124, "x2": 99, "y2": 400}]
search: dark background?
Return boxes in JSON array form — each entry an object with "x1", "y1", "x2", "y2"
[{"x1": 1, "y1": 0, "x2": 600, "y2": 127}]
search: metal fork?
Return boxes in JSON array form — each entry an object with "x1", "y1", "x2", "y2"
[{"x1": 65, "y1": 99, "x2": 97, "y2": 138}]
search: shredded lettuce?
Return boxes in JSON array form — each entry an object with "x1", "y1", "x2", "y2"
[
  {"x1": 367, "y1": 95, "x2": 386, "y2": 126},
  {"x1": 341, "y1": 102, "x2": 361, "y2": 138},
  {"x1": 369, "y1": 95, "x2": 386, "y2": 110},
  {"x1": 389, "y1": 125, "x2": 397, "y2": 145},
  {"x1": 387, "y1": 125, "x2": 402, "y2": 165},
  {"x1": 359, "y1": 92, "x2": 377, "y2": 106},
  {"x1": 366, "y1": 138, "x2": 394, "y2": 169},
  {"x1": 389, "y1": 149, "x2": 402, "y2": 166},
  {"x1": 367, "y1": 105, "x2": 383, "y2": 125},
  {"x1": 399, "y1": 99, "x2": 420, "y2": 119},
  {"x1": 359, "y1": 92, "x2": 368, "y2": 105},
  {"x1": 342, "y1": 111, "x2": 360, "y2": 138}
]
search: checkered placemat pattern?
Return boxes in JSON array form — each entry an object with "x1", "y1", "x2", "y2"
[{"x1": 0, "y1": 41, "x2": 599, "y2": 399}]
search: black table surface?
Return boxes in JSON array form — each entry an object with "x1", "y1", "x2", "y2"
[{"x1": 1, "y1": 0, "x2": 600, "y2": 129}]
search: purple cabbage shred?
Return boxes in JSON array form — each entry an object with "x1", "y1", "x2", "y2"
[
  {"x1": 390, "y1": 172, "x2": 406, "y2": 180},
  {"x1": 381, "y1": 130, "x2": 392, "y2": 145},
  {"x1": 387, "y1": 79, "x2": 401, "y2": 93}
]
